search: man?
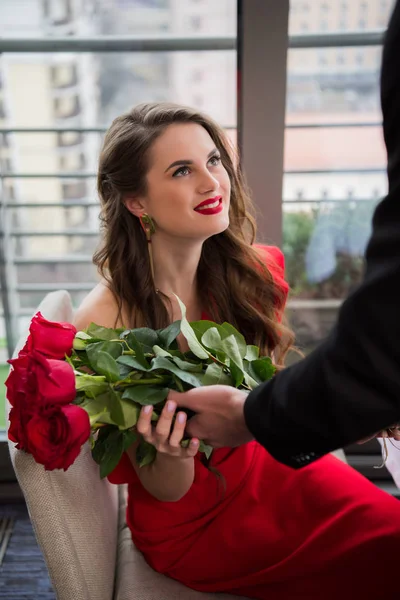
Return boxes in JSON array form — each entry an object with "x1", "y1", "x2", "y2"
[{"x1": 170, "y1": 1, "x2": 400, "y2": 469}]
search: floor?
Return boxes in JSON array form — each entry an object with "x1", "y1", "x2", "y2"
[{"x1": 0, "y1": 503, "x2": 55, "y2": 600}]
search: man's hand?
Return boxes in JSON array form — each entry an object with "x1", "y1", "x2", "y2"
[
  {"x1": 357, "y1": 425, "x2": 400, "y2": 444},
  {"x1": 168, "y1": 385, "x2": 253, "y2": 448}
]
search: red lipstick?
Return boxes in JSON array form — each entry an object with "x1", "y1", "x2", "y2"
[{"x1": 194, "y1": 196, "x2": 223, "y2": 215}]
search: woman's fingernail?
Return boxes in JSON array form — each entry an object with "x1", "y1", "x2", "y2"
[
  {"x1": 167, "y1": 401, "x2": 176, "y2": 413},
  {"x1": 143, "y1": 405, "x2": 152, "y2": 414},
  {"x1": 190, "y1": 438, "x2": 199, "y2": 446},
  {"x1": 177, "y1": 412, "x2": 186, "y2": 424}
]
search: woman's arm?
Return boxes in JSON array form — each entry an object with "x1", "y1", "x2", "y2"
[
  {"x1": 73, "y1": 283, "x2": 199, "y2": 502},
  {"x1": 126, "y1": 402, "x2": 199, "y2": 502}
]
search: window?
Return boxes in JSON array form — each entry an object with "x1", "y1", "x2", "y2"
[
  {"x1": 356, "y1": 52, "x2": 364, "y2": 66},
  {"x1": 61, "y1": 181, "x2": 87, "y2": 200},
  {"x1": 337, "y1": 52, "x2": 345, "y2": 65},
  {"x1": 192, "y1": 94, "x2": 204, "y2": 107},
  {"x1": 190, "y1": 15, "x2": 203, "y2": 31},
  {"x1": 318, "y1": 51, "x2": 327, "y2": 66},
  {"x1": 51, "y1": 64, "x2": 78, "y2": 88},
  {"x1": 57, "y1": 131, "x2": 83, "y2": 147},
  {"x1": 285, "y1": 12, "x2": 386, "y2": 332},
  {"x1": 1, "y1": 133, "x2": 10, "y2": 147},
  {"x1": 45, "y1": 0, "x2": 73, "y2": 25},
  {"x1": 54, "y1": 95, "x2": 81, "y2": 119},
  {"x1": 191, "y1": 68, "x2": 204, "y2": 83}
]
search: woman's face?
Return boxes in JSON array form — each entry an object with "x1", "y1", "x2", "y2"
[{"x1": 126, "y1": 122, "x2": 231, "y2": 241}]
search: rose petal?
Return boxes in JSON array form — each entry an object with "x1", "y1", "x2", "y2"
[
  {"x1": 32, "y1": 353, "x2": 76, "y2": 405},
  {"x1": 29, "y1": 312, "x2": 76, "y2": 360}
]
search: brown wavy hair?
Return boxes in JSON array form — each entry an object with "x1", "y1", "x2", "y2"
[{"x1": 94, "y1": 102, "x2": 294, "y2": 365}]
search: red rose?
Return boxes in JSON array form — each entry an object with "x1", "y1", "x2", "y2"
[
  {"x1": 25, "y1": 404, "x2": 90, "y2": 471},
  {"x1": 8, "y1": 404, "x2": 35, "y2": 451},
  {"x1": 29, "y1": 351, "x2": 76, "y2": 405},
  {"x1": 5, "y1": 355, "x2": 30, "y2": 406},
  {"x1": 6, "y1": 352, "x2": 76, "y2": 408},
  {"x1": 25, "y1": 312, "x2": 77, "y2": 360}
]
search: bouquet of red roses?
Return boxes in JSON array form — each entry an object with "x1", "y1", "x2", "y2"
[{"x1": 6, "y1": 298, "x2": 276, "y2": 478}]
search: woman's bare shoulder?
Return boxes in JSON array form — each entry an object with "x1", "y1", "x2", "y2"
[{"x1": 73, "y1": 281, "x2": 123, "y2": 330}]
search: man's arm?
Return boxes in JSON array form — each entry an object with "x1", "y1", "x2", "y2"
[{"x1": 244, "y1": 0, "x2": 400, "y2": 467}]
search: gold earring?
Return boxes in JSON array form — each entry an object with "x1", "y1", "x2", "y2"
[{"x1": 139, "y1": 214, "x2": 156, "y2": 283}]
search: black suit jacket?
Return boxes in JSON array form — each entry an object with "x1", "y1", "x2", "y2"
[{"x1": 244, "y1": 1, "x2": 400, "y2": 468}]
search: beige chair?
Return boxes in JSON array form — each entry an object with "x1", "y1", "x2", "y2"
[
  {"x1": 6, "y1": 290, "x2": 248, "y2": 600},
  {"x1": 6, "y1": 290, "x2": 346, "y2": 600}
]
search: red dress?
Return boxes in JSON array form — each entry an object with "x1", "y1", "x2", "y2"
[{"x1": 109, "y1": 246, "x2": 400, "y2": 600}]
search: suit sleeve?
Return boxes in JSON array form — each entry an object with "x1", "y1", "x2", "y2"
[{"x1": 244, "y1": 1, "x2": 400, "y2": 468}]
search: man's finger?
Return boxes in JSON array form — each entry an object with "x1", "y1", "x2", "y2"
[
  {"x1": 168, "y1": 388, "x2": 202, "y2": 411},
  {"x1": 184, "y1": 414, "x2": 204, "y2": 439}
]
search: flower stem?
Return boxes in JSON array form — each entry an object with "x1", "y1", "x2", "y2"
[
  {"x1": 114, "y1": 377, "x2": 167, "y2": 389},
  {"x1": 174, "y1": 376, "x2": 185, "y2": 392}
]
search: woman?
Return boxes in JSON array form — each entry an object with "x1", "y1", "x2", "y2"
[{"x1": 74, "y1": 102, "x2": 400, "y2": 600}]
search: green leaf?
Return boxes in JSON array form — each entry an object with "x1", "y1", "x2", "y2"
[
  {"x1": 221, "y1": 334, "x2": 244, "y2": 371},
  {"x1": 100, "y1": 433, "x2": 124, "y2": 478},
  {"x1": 203, "y1": 363, "x2": 233, "y2": 386},
  {"x1": 201, "y1": 327, "x2": 223, "y2": 351},
  {"x1": 216, "y1": 350, "x2": 228, "y2": 364},
  {"x1": 122, "y1": 332, "x2": 150, "y2": 369},
  {"x1": 122, "y1": 429, "x2": 137, "y2": 451},
  {"x1": 86, "y1": 323, "x2": 121, "y2": 341},
  {"x1": 87, "y1": 341, "x2": 123, "y2": 360},
  {"x1": 152, "y1": 345, "x2": 172, "y2": 358},
  {"x1": 157, "y1": 320, "x2": 181, "y2": 349},
  {"x1": 108, "y1": 388, "x2": 126, "y2": 427},
  {"x1": 174, "y1": 296, "x2": 209, "y2": 359},
  {"x1": 230, "y1": 361, "x2": 244, "y2": 387},
  {"x1": 245, "y1": 345, "x2": 259, "y2": 361},
  {"x1": 86, "y1": 345, "x2": 121, "y2": 383},
  {"x1": 91, "y1": 425, "x2": 112, "y2": 464},
  {"x1": 219, "y1": 322, "x2": 247, "y2": 358},
  {"x1": 136, "y1": 440, "x2": 157, "y2": 468},
  {"x1": 75, "y1": 374, "x2": 109, "y2": 398},
  {"x1": 117, "y1": 355, "x2": 150, "y2": 372},
  {"x1": 91, "y1": 427, "x2": 125, "y2": 478},
  {"x1": 189, "y1": 320, "x2": 219, "y2": 342},
  {"x1": 73, "y1": 337, "x2": 89, "y2": 351},
  {"x1": 199, "y1": 440, "x2": 213, "y2": 460},
  {"x1": 243, "y1": 373, "x2": 259, "y2": 390},
  {"x1": 171, "y1": 356, "x2": 203, "y2": 373},
  {"x1": 90, "y1": 389, "x2": 125, "y2": 428},
  {"x1": 123, "y1": 328, "x2": 159, "y2": 353},
  {"x1": 150, "y1": 356, "x2": 203, "y2": 388},
  {"x1": 80, "y1": 396, "x2": 111, "y2": 427},
  {"x1": 249, "y1": 357, "x2": 276, "y2": 383},
  {"x1": 119, "y1": 399, "x2": 141, "y2": 428},
  {"x1": 75, "y1": 331, "x2": 92, "y2": 340},
  {"x1": 122, "y1": 386, "x2": 169, "y2": 406}
]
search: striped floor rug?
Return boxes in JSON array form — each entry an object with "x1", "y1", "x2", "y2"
[{"x1": 0, "y1": 504, "x2": 55, "y2": 600}]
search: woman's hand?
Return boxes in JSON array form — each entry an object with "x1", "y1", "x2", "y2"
[{"x1": 136, "y1": 400, "x2": 199, "y2": 458}]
